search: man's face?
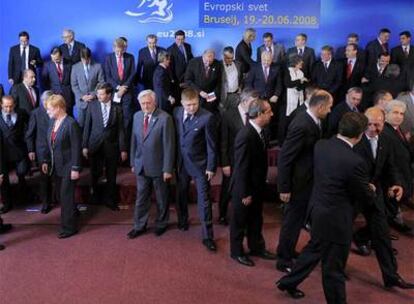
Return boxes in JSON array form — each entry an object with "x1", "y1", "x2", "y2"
[
  {"x1": 139, "y1": 95, "x2": 156, "y2": 114},
  {"x1": 400, "y1": 35, "x2": 411, "y2": 46},
  {"x1": 261, "y1": 54, "x2": 272, "y2": 67},
  {"x1": 347, "y1": 37, "x2": 358, "y2": 45},
  {"x1": 2, "y1": 98, "x2": 15, "y2": 114},
  {"x1": 295, "y1": 36, "x2": 306, "y2": 47},
  {"x1": 51, "y1": 53, "x2": 62, "y2": 64},
  {"x1": 379, "y1": 32, "x2": 390, "y2": 44},
  {"x1": 223, "y1": 51, "x2": 234, "y2": 65},
  {"x1": 19, "y1": 36, "x2": 29, "y2": 47},
  {"x1": 321, "y1": 50, "x2": 332, "y2": 62},
  {"x1": 386, "y1": 106, "x2": 405, "y2": 127},
  {"x1": 182, "y1": 98, "x2": 199, "y2": 115},
  {"x1": 246, "y1": 32, "x2": 256, "y2": 43},
  {"x1": 147, "y1": 37, "x2": 157, "y2": 50},
  {"x1": 316, "y1": 98, "x2": 333, "y2": 119},
  {"x1": 256, "y1": 102, "x2": 273, "y2": 127},
  {"x1": 366, "y1": 113, "x2": 385, "y2": 137},
  {"x1": 175, "y1": 35, "x2": 185, "y2": 46},
  {"x1": 203, "y1": 52, "x2": 215, "y2": 66},
  {"x1": 263, "y1": 37, "x2": 273, "y2": 48},
  {"x1": 345, "y1": 45, "x2": 357, "y2": 59},
  {"x1": 62, "y1": 31, "x2": 73, "y2": 44},
  {"x1": 377, "y1": 93, "x2": 393, "y2": 110},
  {"x1": 114, "y1": 46, "x2": 125, "y2": 57},
  {"x1": 97, "y1": 89, "x2": 111, "y2": 103},
  {"x1": 378, "y1": 55, "x2": 390, "y2": 68},
  {"x1": 346, "y1": 91, "x2": 362, "y2": 108},
  {"x1": 24, "y1": 71, "x2": 36, "y2": 87}
]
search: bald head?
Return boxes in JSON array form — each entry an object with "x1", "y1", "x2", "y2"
[{"x1": 365, "y1": 107, "x2": 385, "y2": 137}]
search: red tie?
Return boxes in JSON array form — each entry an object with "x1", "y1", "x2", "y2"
[
  {"x1": 27, "y1": 87, "x2": 36, "y2": 107},
  {"x1": 56, "y1": 63, "x2": 63, "y2": 82},
  {"x1": 397, "y1": 127, "x2": 406, "y2": 141},
  {"x1": 117, "y1": 56, "x2": 124, "y2": 80},
  {"x1": 143, "y1": 114, "x2": 149, "y2": 137},
  {"x1": 346, "y1": 60, "x2": 353, "y2": 80}
]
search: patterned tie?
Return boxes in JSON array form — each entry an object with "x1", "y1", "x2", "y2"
[
  {"x1": 21, "y1": 46, "x2": 27, "y2": 71},
  {"x1": 143, "y1": 114, "x2": 149, "y2": 137},
  {"x1": 102, "y1": 103, "x2": 109, "y2": 127},
  {"x1": 6, "y1": 114, "x2": 13, "y2": 128},
  {"x1": 117, "y1": 56, "x2": 124, "y2": 80},
  {"x1": 56, "y1": 63, "x2": 63, "y2": 82}
]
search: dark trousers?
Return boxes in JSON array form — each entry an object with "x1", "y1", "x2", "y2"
[
  {"x1": 121, "y1": 94, "x2": 137, "y2": 150},
  {"x1": 277, "y1": 198, "x2": 309, "y2": 265},
  {"x1": 1, "y1": 159, "x2": 29, "y2": 207},
  {"x1": 176, "y1": 166, "x2": 214, "y2": 240},
  {"x1": 53, "y1": 175, "x2": 78, "y2": 234},
  {"x1": 38, "y1": 171, "x2": 52, "y2": 205},
  {"x1": 230, "y1": 195, "x2": 265, "y2": 256},
  {"x1": 218, "y1": 174, "x2": 231, "y2": 219},
  {"x1": 279, "y1": 237, "x2": 350, "y2": 304},
  {"x1": 89, "y1": 146, "x2": 118, "y2": 205},
  {"x1": 133, "y1": 174, "x2": 170, "y2": 230}
]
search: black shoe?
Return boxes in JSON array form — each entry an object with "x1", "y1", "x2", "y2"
[
  {"x1": 41, "y1": 204, "x2": 52, "y2": 214},
  {"x1": 0, "y1": 223, "x2": 12, "y2": 234},
  {"x1": 178, "y1": 222, "x2": 189, "y2": 231},
  {"x1": 276, "y1": 262, "x2": 293, "y2": 273},
  {"x1": 355, "y1": 244, "x2": 371, "y2": 256},
  {"x1": 105, "y1": 203, "x2": 120, "y2": 211},
  {"x1": 127, "y1": 229, "x2": 146, "y2": 239},
  {"x1": 231, "y1": 255, "x2": 255, "y2": 267},
  {"x1": 154, "y1": 227, "x2": 167, "y2": 237},
  {"x1": 58, "y1": 231, "x2": 78, "y2": 239},
  {"x1": 276, "y1": 281, "x2": 305, "y2": 299},
  {"x1": 389, "y1": 233, "x2": 399, "y2": 241},
  {"x1": 0, "y1": 205, "x2": 12, "y2": 214},
  {"x1": 202, "y1": 239, "x2": 217, "y2": 252},
  {"x1": 249, "y1": 249, "x2": 277, "y2": 260},
  {"x1": 385, "y1": 275, "x2": 414, "y2": 289},
  {"x1": 0, "y1": 244, "x2": 5, "y2": 250},
  {"x1": 218, "y1": 217, "x2": 228, "y2": 226}
]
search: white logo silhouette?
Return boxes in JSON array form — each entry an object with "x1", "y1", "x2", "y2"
[{"x1": 125, "y1": 0, "x2": 173, "y2": 24}]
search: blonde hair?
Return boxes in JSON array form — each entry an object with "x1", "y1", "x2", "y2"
[{"x1": 45, "y1": 94, "x2": 66, "y2": 111}]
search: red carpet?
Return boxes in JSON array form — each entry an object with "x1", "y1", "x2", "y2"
[{"x1": 0, "y1": 202, "x2": 413, "y2": 304}]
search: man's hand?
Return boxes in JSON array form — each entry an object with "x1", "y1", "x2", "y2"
[
  {"x1": 82, "y1": 148, "x2": 88, "y2": 159},
  {"x1": 388, "y1": 185, "x2": 403, "y2": 202},
  {"x1": 368, "y1": 183, "x2": 376, "y2": 192},
  {"x1": 28, "y1": 152, "x2": 36, "y2": 162},
  {"x1": 361, "y1": 77, "x2": 369, "y2": 83},
  {"x1": 8, "y1": 78, "x2": 14, "y2": 85},
  {"x1": 269, "y1": 95, "x2": 279, "y2": 103},
  {"x1": 200, "y1": 91, "x2": 208, "y2": 99},
  {"x1": 131, "y1": 167, "x2": 135, "y2": 173},
  {"x1": 41, "y1": 163, "x2": 48, "y2": 175},
  {"x1": 168, "y1": 96, "x2": 176, "y2": 105},
  {"x1": 242, "y1": 196, "x2": 252, "y2": 206},
  {"x1": 121, "y1": 152, "x2": 128, "y2": 162},
  {"x1": 279, "y1": 192, "x2": 291, "y2": 203},
  {"x1": 222, "y1": 166, "x2": 231, "y2": 177},
  {"x1": 30, "y1": 59, "x2": 37, "y2": 67},
  {"x1": 71, "y1": 170, "x2": 80, "y2": 180},
  {"x1": 163, "y1": 172, "x2": 173, "y2": 182},
  {"x1": 206, "y1": 170, "x2": 214, "y2": 181}
]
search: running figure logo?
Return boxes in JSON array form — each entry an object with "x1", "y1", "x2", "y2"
[{"x1": 125, "y1": 0, "x2": 173, "y2": 24}]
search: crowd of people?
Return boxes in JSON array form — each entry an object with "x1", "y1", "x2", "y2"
[{"x1": 0, "y1": 26, "x2": 414, "y2": 303}]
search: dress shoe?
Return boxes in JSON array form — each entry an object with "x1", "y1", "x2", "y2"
[
  {"x1": 249, "y1": 249, "x2": 277, "y2": 260},
  {"x1": 105, "y1": 203, "x2": 120, "y2": 211},
  {"x1": 178, "y1": 222, "x2": 189, "y2": 231},
  {"x1": 0, "y1": 244, "x2": 5, "y2": 251},
  {"x1": 41, "y1": 204, "x2": 52, "y2": 214},
  {"x1": 154, "y1": 227, "x2": 167, "y2": 237},
  {"x1": 0, "y1": 223, "x2": 12, "y2": 234},
  {"x1": 231, "y1": 255, "x2": 255, "y2": 267},
  {"x1": 276, "y1": 262, "x2": 292, "y2": 273},
  {"x1": 389, "y1": 233, "x2": 399, "y2": 241},
  {"x1": 0, "y1": 205, "x2": 12, "y2": 214},
  {"x1": 58, "y1": 231, "x2": 78, "y2": 239},
  {"x1": 355, "y1": 244, "x2": 371, "y2": 256},
  {"x1": 276, "y1": 281, "x2": 305, "y2": 299},
  {"x1": 202, "y1": 239, "x2": 217, "y2": 252},
  {"x1": 127, "y1": 229, "x2": 146, "y2": 239},
  {"x1": 218, "y1": 217, "x2": 228, "y2": 226},
  {"x1": 385, "y1": 275, "x2": 414, "y2": 289}
]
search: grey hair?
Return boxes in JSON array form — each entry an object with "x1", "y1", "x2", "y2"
[
  {"x1": 63, "y1": 29, "x2": 75, "y2": 37},
  {"x1": 137, "y1": 89, "x2": 156, "y2": 102},
  {"x1": 158, "y1": 50, "x2": 170, "y2": 63},
  {"x1": 384, "y1": 99, "x2": 407, "y2": 114},
  {"x1": 41, "y1": 90, "x2": 54, "y2": 104}
]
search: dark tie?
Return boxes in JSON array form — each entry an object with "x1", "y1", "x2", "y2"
[
  {"x1": 179, "y1": 44, "x2": 187, "y2": 62},
  {"x1": 21, "y1": 47, "x2": 27, "y2": 71},
  {"x1": 85, "y1": 65, "x2": 90, "y2": 80},
  {"x1": 404, "y1": 46, "x2": 409, "y2": 57},
  {"x1": 143, "y1": 114, "x2": 149, "y2": 137},
  {"x1": 259, "y1": 130, "x2": 267, "y2": 149},
  {"x1": 205, "y1": 65, "x2": 210, "y2": 78},
  {"x1": 298, "y1": 48, "x2": 303, "y2": 56},
  {"x1": 151, "y1": 49, "x2": 157, "y2": 63},
  {"x1": 28, "y1": 87, "x2": 36, "y2": 107},
  {"x1": 68, "y1": 44, "x2": 73, "y2": 56},
  {"x1": 324, "y1": 62, "x2": 328, "y2": 71},
  {"x1": 183, "y1": 113, "x2": 192, "y2": 131},
  {"x1": 397, "y1": 127, "x2": 406, "y2": 141},
  {"x1": 6, "y1": 114, "x2": 13, "y2": 128}
]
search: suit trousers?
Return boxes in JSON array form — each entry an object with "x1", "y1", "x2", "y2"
[
  {"x1": 279, "y1": 237, "x2": 350, "y2": 304},
  {"x1": 230, "y1": 195, "x2": 265, "y2": 256},
  {"x1": 38, "y1": 170, "x2": 52, "y2": 205},
  {"x1": 218, "y1": 173, "x2": 231, "y2": 219},
  {"x1": 133, "y1": 174, "x2": 170, "y2": 230},
  {"x1": 221, "y1": 93, "x2": 240, "y2": 110},
  {"x1": 1, "y1": 159, "x2": 29, "y2": 207},
  {"x1": 176, "y1": 166, "x2": 214, "y2": 239},
  {"x1": 53, "y1": 175, "x2": 78, "y2": 234}
]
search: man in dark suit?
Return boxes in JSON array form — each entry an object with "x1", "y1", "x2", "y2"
[
  {"x1": 311, "y1": 45, "x2": 343, "y2": 97},
  {"x1": 167, "y1": 30, "x2": 194, "y2": 95},
  {"x1": 25, "y1": 91, "x2": 53, "y2": 213},
  {"x1": 229, "y1": 98, "x2": 276, "y2": 266},
  {"x1": 327, "y1": 87, "x2": 362, "y2": 137},
  {"x1": 173, "y1": 88, "x2": 217, "y2": 251},
  {"x1": 59, "y1": 29, "x2": 86, "y2": 66},
  {"x1": 10, "y1": 69, "x2": 39, "y2": 115},
  {"x1": 8, "y1": 31, "x2": 43, "y2": 86},
  {"x1": 0, "y1": 84, "x2": 4, "y2": 99},
  {"x1": 137, "y1": 34, "x2": 166, "y2": 90},
  {"x1": 104, "y1": 37, "x2": 136, "y2": 147},
  {"x1": 334, "y1": 33, "x2": 366, "y2": 63},
  {"x1": 235, "y1": 28, "x2": 256, "y2": 76},
  {"x1": 286, "y1": 33, "x2": 316, "y2": 79},
  {"x1": 218, "y1": 89, "x2": 258, "y2": 225},
  {"x1": 391, "y1": 31, "x2": 414, "y2": 69},
  {"x1": 257, "y1": 32, "x2": 285, "y2": 65},
  {"x1": 184, "y1": 49, "x2": 222, "y2": 114},
  {"x1": 220, "y1": 46, "x2": 243, "y2": 110},
  {"x1": 82, "y1": 83, "x2": 127, "y2": 210},
  {"x1": 0, "y1": 95, "x2": 29, "y2": 214},
  {"x1": 277, "y1": 112, "x2": 374, "y2": 302},
  {"x1": 365, "y1": 28, "x2": 391, "y2": 67},
  {"x1": 128, "y1": 90, "x2": 175, "y2": 238},
  {"x1": 276, "y1": 90, "x2": 333, "y2": 273},
  {"x1": 153, "y1": 51, "x2": 176, "y2": 114},
  {"x1": 42, "y1": 47, "x2": 73, "y2": 115}
]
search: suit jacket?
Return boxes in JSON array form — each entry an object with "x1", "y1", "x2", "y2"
[
  {"x1": 0, "y1": 84, "x2": 4, "y2": 99},
  {"x1": 104, "y1": 52, "x2": 136, "y2": 94},
  {"x1": 335, "y1": 45, "x2": 366, "y2": 63},
  {"x1": 71, "y1": 61, "x2": 105, "y2": 109},
  {"x1": 365, "y1": 39, "x2": 389, "y2": 66},
  {"x1": 8, "y1": 44, "x2": 43, "y2": 83},
  {"x1": 42, "y1": 61, "x2": 73, "y2": 107},
  {"x1": 311, "y1": 137, "x2": 374, "y2": 244},
  {"x1": 340, "y1": 57, "x2": 365, "y2": 92},
  {"x1": 369, "y1": 75, "x2": 407, "y2": 98},
  {"x1": 184, "y1": 57, "x2": 222, "y2": 112},
  {"x1": 220, "y1": 60, "x2": 243, "y2": 102},
  {"x1": 257, "y1": 43, "x2": 285, "y2": 64},
  {"x1": 235, "y1": 40, "x2": 254, "y2": 74},
  {"x1": 46, "y1": 116, "x2": 81, "y2": 177},
  {"x1": 25, "y1": 105, "x2": 50, "y2": 163},
  {"x1": 220, "y1": 107, "x2": 245, "y2": 167},
  {"x1": 137, "y1": 46, "x2": 166, "y2": 89},
  {"x1": 391, "y1": 45, "x2": 414, "y2": 68},
  {"x1": 327, "y1": 101, "x2": 357, "y2": 137},
  {"x1": 59, "y1": 41, "x2": 86, "y2": 65},
  {"x1": 311, "y1": 60, "x2": 343, "y2": 95},
  {"x1": 277, "y1": 110, "x2": 321, "y2": 199},
  {"x1": 153, "y1": 65, "x2": 175, "y2": 113},
  {"x1": 244, "y1": 63, "x2": 282, "y2": 99},
  {"x1": 82, "y1": 101, "x2": 126, "y2": 154},
  {"x1": 167, "y1": 42, "x2": 194, "y2": 83},
  {"x1": 10, "y1": 83, "x2": 40, "y2": 115},
  {"x1": 397, "y1": 92, "x2": 414, "y2": 134},
  {"x1": 229, "y1": 123, "x2": 268, "y2": 200},
  {"x1": 130, "y1": 108, "x2": 175, "y2": 177},
  {"x1": 286, "y1": 46, "x2": 316, "y2": 78},
  {"x1": 0, "y1": 109, "x2": 29, "y2": 162},
  {"x1": 173, "y1": 106, "x2": 217, "y2": 177}
]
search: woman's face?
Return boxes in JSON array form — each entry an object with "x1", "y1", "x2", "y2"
[{"x1": 46, "y1": 105, "x2": 60, "y2": 119}]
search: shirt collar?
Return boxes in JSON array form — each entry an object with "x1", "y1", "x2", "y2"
[
  {"x1": 365, "y1": 133, "x2": 379, "y2": 141},
  {"x1": 337, "y1": 134, "x2": 354, "y2": 148},
  {"x1": 306, "y1": 108, "x2": 320, "y2": 126},
  {"x1": 249, "y1": 120, "x2": 262, "y2": 135}
]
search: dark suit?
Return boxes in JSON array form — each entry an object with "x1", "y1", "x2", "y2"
[
  {"x1": 130, "y1": 109, "x2": 175, "y2": 230},
  {"x1": 46, "y1": 116, "x2": 81, "y2": 234},
  {"x1": 184, "y1": 57, "x2": 222, "y2": 113},
  {"x1": 245, "y1": 63, "x2": 283, "y2": 99},
  {"x1": 391, "y1": 45, "x2": 414, "y2": 67},
  {"x1": 369, "y1": 75, "x2": 407, "y2": 98},
  {"x1": 235, "y1": 40, "x2": 254, "y2": 74},
  {"x1": 279, "y1": 137, "x2": 374, "y2": 304},
  {"x1": 137, "y1": 46, "x2": 166, "y2": 90},
  {"x1": 286, "y1": 47, "x2": 316, "y2": 78},
  {"x1": 42, "y1": 61, "x2": 73, "y2": 114},
  {"x1": 219, "y1": 107, "x2": 245, "y2": 219},
  {"x1": 167, "y1": 42, "x2": 194, "y2": 85},
  {"x1": 173, "y1": 106, "x2": 217, "y2": 239},
  {"x1": 229, "y1": 123, "x2": 268, "y2": 256},
  {"x1": 153, "y1": 65, "x2": 175, "y2": 113},
  {"x1": 334, "y1": 45, "x2": 366, "y2": 63},
  {"x1": 276, "y1": 110, "x2": 321, "y2": 266},
  {"x1": 82, "y1": 101, "x2": 126, "y2": 205},
  {"x1": 365, "y1": 39, "x2": 389, "y2": 66},
  {"x1": 327, "y1": 101, "x2": 358, "y2": 137},
  {"x1": 8, "y1": 44, "x2": 43, "y2": 84},
  {"x1": 10, "y1": 83, "x2": 39, "y2": 115},
  {"x1": 59, "y1": 41, "x2": 86, "y2": 66},
  {"x1": 311, "y1": 60, "x2": 343, "y2": 96},
  {"x1": 257, "y1": 43, "x2": 285, "y2": 64},
  {"x1": 0, "y1": 84, "x2": 4, "y2": 99},
  {"x1": 338, "y1": 58, "x2": 365, "y2": 101}
]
